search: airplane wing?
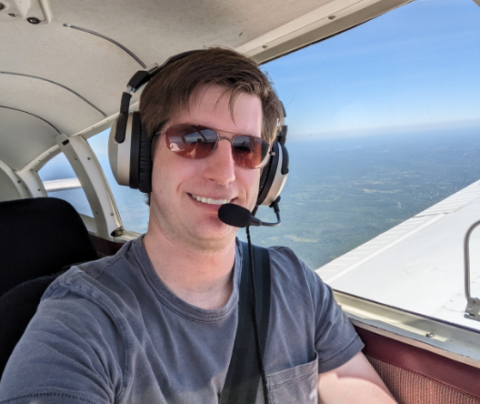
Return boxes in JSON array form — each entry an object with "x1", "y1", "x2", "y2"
[{"x1": 317, "y1": 179, "x2": 480, "y2": 330}]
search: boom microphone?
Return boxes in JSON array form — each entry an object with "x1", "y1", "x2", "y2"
[
  {"x1": 218, "y1": 204, "x2": 251, "y2": 227},
  {"x1": 218, "y1": 199, "x2": 282, "y2": 228}
]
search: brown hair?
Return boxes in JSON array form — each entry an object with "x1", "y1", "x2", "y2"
[{"x1": 140, "y1": 47, "x2": 283, "y2": 148}]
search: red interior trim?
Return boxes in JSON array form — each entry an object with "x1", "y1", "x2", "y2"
[
  {"x1": 356, "y1": 326, "x2": 480, "y2": 399},
  {"x1": 90, "y1": 234, "x2": 124, "y2": 257}
]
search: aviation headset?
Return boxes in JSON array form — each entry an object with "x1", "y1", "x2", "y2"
[{"x1": 108, "y1": 50, "x2": 289, "y2": 209}]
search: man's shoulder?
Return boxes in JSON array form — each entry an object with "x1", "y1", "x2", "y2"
[
  {"x1": 242, "y1": 242, "x2": 305, "y2": 270},
  {"x1": 266, "y1": 244, "x2": 302, "y2": 266},
  {"x1": 42, "y1": 237, "x2": 143, "y2": 305},
  {"x1": 266, "y1": 244, "x2": 321, "y2": 285},
  {"x1": 247, "y1": 243, "x2": 329, "y2": 308},
  {"x1": 237, "y1": 241, "x2": 313, "y2": 283}
]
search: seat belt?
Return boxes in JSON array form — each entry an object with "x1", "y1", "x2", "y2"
[{"x1": 219, "y1": 242, "x2": 271, "y2": 404}]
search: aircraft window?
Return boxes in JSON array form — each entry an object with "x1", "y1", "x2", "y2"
[
  {"x1": 38, "y1": 152, "x2": 93, "y2": 217},
  {"x1": 244, "y1": 0, "x2": 480, "y2": 328},
  {"x1": 88, "y1": 131, "x2": 149, "y2": 234}
]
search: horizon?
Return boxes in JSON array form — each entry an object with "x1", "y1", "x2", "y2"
[{"x1": 284, "y1": 119, "x2": 480, "y2": 142}]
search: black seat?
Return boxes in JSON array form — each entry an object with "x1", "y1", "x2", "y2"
[
  {"x1": 0, "y1": 197, "x2": 99, "y2": 377},
  {"x1": 0, "y1": 197, "x2": 98, "y2": 297},
  {"x1": 0, "y1": 272, "x2": 64, "y2": 377}
]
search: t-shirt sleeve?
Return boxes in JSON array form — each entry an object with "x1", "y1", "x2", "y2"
[
  {"x1": 305, "y1": 260, "x2": 364, "y2": 373},
  {"x1": 268, "y1": 246, "x2": 363, "y2": 374},
  {"x1": 0, "y1": 281, "x2": 124, "y2": 404}
]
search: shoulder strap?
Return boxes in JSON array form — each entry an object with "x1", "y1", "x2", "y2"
[{"x1": 219, "y1": 242, "x2": 271, "y2": 404}]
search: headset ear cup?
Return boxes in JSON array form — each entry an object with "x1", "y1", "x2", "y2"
[
  {"x1": 257, "y1": 141, "x2": 279, "y2": 206},
  {"x1": 256, "y1": 140, "x2": 289, "y2": 207},
  {"x1": 128, "y1": 112, "x2": 141, "y2": 189},
  {"x1": 258, "y1": 166, "x2": 269, "y2": 204},
  {"x1": 138, "y1": 122, "x2": 152, "y2": 193}
]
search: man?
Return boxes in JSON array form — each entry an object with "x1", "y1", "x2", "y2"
[{"x1": 0, "y1": 48, "x2": 396, "y2": 403}]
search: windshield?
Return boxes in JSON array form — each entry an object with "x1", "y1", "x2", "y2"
[{"x1": 243, "y1": 0, "x2": 480, "y2": 328}]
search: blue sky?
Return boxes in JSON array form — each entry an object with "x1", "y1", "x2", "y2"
[{"x1": 261, "y1": 0, "x2": 480, "y2": 140}]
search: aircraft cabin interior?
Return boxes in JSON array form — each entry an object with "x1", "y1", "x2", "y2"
[{"x1": 1, "y1": 0, "x2": 480, "y2": 402}]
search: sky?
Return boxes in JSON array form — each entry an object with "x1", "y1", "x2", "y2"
[{"x1": 261, "y1": 0, "x2": 480, "y2": 140}]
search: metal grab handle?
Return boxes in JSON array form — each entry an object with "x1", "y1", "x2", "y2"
[{"x1": 464, "y1": 220, "x2": 480, "y2": 321}]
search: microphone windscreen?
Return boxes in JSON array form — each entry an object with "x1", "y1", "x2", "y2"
[{"x1": 218, "y1": 204, "x2": 251, "y2": 228}]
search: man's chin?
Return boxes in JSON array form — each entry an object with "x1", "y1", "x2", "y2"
[{"x1": 188, "y1": 223, "x2": 238, "y2": 251}]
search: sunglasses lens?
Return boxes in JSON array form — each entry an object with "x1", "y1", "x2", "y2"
[
  {"x1": 232, "y1": 135, "x2": 270, "y2": 168},
  {"x1": 165, "y1": 125, "x2": 270, "y2": 168},
  {"x1": 166, "y1": 126, "x2": 217, "y2": 159}
]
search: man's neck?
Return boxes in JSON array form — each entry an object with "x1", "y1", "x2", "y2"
[{"x1": 143, "y1": 230, "x2": 236, "y2": 310}]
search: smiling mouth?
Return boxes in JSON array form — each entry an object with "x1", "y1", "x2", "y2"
[{"x1": 190, "y1": 194, "x2": 232, "y2": 206}]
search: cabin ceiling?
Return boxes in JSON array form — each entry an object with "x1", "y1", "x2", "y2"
[{"x1": 0, "y1": 0, "x2": 410, "y2": 173}]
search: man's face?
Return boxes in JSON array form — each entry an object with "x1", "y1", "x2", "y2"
[{"x1": 148, "y1": 84, "x2": 263, "y2": 251}]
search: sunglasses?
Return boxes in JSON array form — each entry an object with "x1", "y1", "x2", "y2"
[{"x1": 158, "y1": 124, "x2": 272, "y2": 169}]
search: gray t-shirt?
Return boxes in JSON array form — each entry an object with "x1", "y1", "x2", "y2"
[{"x1": 0, "y1": 237, "x2": 363, "y2": 404}]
